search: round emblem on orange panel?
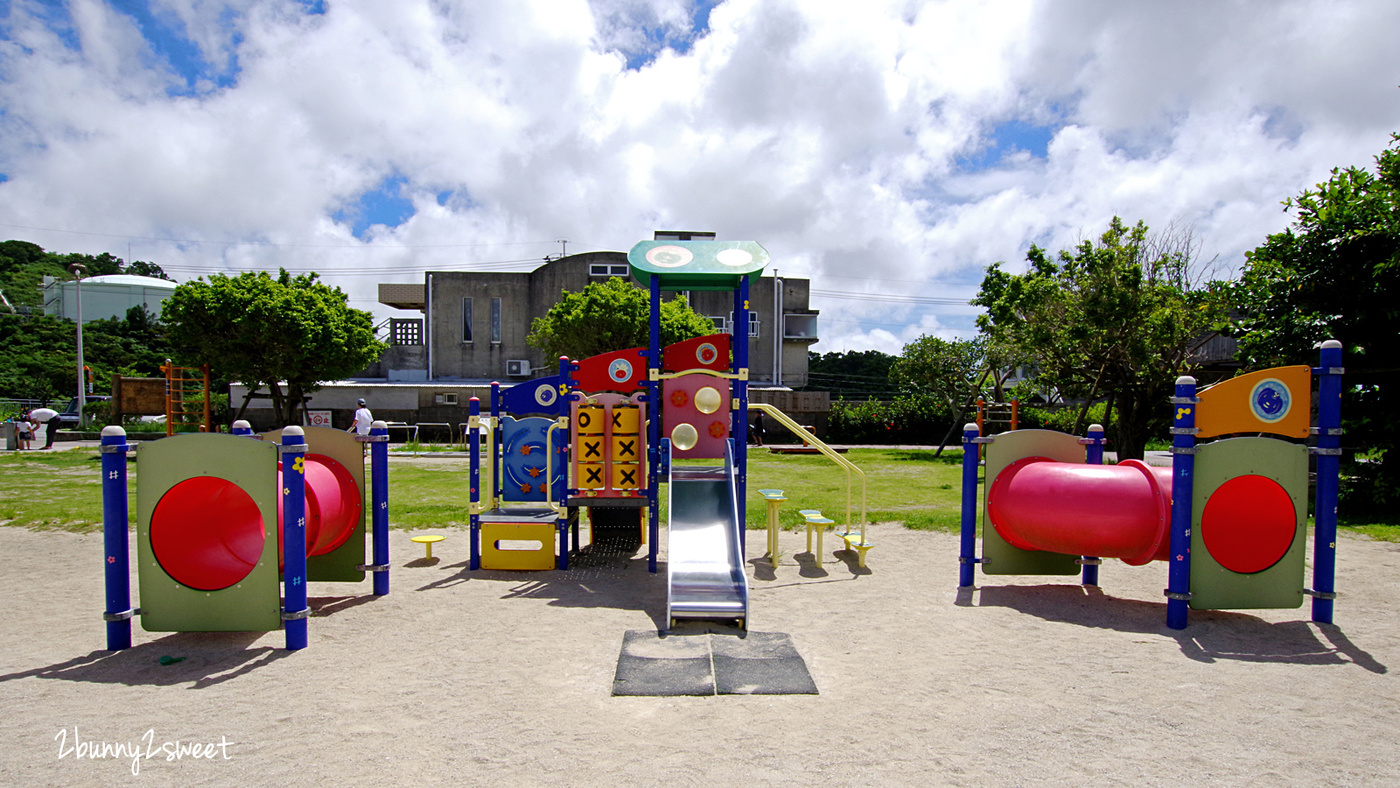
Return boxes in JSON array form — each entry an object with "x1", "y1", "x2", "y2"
[{"x1": 709, "y1": 421, "x2": 726, "y2": 438}]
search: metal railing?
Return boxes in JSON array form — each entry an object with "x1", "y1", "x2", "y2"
[{"x1": 750, "y1": 403, "x2": 867, "y2": 543}]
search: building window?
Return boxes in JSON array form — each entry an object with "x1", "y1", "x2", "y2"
[
  {"x1": 783, "y1": 314, "x2": 819, "y2": 340},
  {"x1": 590, "y1": 263, "x2": 631, "y2": 277},
  {"x1": 462, "y1": 298, "x2": 473, "y2": 343},
  {"x1": 490, "y1": 297, "x2": 502, "y2": 344},
  {"x1": 709, "y1": 316, "x2": 728, "y2": 333},
  {"x1": 391, "y1": 318, "x2": 423, "y2": 346},
  {"x1": 727, "y1": 311, "x2": 760, "y2": 338}
]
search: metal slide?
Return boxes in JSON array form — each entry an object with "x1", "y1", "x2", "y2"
[{"x1": 665, "y1": 442, "x2": 749, "y2": 629}]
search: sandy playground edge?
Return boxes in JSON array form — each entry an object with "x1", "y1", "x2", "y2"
[{"x1": 0, "y1": 522, "x2": 1396, "y2": 787}]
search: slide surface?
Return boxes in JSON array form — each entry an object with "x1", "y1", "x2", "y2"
[{"x1": 666, "y1": 445, "x2": 749, "y2": 627}]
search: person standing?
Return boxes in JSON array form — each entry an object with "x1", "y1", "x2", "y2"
[
  {"x1": 748, "y1": 410, "x2": 766, "y2": 446},
  {"x1": 15, "y1": 411, "x2": 33, "y2": 450},
  {"x1": 348, "y1": 398, "x2": 373, "y2": 436},
  {"x1": 29, "y1": 405, "x2": 59, "y2": 449}
]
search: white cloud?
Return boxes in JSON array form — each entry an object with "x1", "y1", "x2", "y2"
[{"x1": 1, "y1": 0, "x2": 1398, "y2": 349}]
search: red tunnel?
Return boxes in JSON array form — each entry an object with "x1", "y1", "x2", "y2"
[
  {"x1": 150, "y1": 454, "x2": 362, "y2": 592},
  {"x1": 987, "y1": 457, "x2": 1298, "y2": 573},
  {"x1": 987, "y1": 458, "x2": 1173, "y2": 566}
]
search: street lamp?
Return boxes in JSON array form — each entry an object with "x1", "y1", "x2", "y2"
[{"x1": 68, "y1": 263, "x2": 87, "y2": 426}]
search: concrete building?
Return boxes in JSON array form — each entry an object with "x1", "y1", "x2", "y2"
[
  {"x1": 41, "y1": 274, "x2": 176, "y2": 323},
  {"x1": 369, "y1": 246, "x2": 820, "y2": 387}
]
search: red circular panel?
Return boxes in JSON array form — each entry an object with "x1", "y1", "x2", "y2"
[
  {"x1": 151, "y1": 477, "x2": 265, "y2": 591},
  {"x1": 1201, "y1": 474, "x2": 1296, "y2": 574}
]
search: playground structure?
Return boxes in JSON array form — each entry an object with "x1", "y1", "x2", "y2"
[
  {"x1": 462, "y1": 239, "x2": 870, "y2": 629},
  {"x1": 975, "y1": 397, "x2": 1019, "y2": 436},
  {"x1": 959, "y1": 342, "x2": 1344, "y2": 630},
  {"x1": 158, "y1": 359, "x2": 213, "y2": 435},
  {"x1": 467, "y1": 362, "x2": 573, "y2": 572},
  {"x1": 101, "y1": 421, "x2": 391, "y2": 651}
]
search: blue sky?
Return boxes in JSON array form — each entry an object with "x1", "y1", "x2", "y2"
[{"x1": 2, "y1": 0, "x2": 1399, "y2": 353}]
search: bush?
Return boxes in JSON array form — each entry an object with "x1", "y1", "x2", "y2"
[
  {"x1": 1020, "y1": 402, "x2": 1117, "y2": 435},
  {"x1": 827, "y1": 396, "x2": 955, "y2": 445},
  {"x1": 82, "y1": 398, "x2": 117, "y2": 427}
]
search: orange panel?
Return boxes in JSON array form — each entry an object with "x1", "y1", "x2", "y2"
[{"x1": 1195, "y1": 366, "x2": 1311, "y2": 439}]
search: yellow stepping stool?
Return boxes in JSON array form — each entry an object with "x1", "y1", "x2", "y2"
[
  {"x1": 757, "y1": 489, "x2": 786, "y2": 566},
  {"x1": 799, "y1": 510, "x2": 833, "y2": 560},
  {"x1": 835, "y1": 530, "x2": 875, "y2": 568},
  {"x1": 410, "y1": 534, "x2": 445, "y2": 560}
]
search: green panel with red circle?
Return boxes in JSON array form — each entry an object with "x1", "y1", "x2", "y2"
[
  {"x1": 1189, "y1": 437, "x2": 1308, "y2": 610},
  {"x1": 136, "y1": 433, "x2": 283, "y2": 632},
  {"x1": 263, "y1": 426, "x2": 367, "y2": 583}
]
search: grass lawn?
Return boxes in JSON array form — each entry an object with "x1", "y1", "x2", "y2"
[
  {"x1": 736, "y1": 448, "x2": 970, "y2": 531},
  {"x1": 2, "y1": 445, "x2": 1398, "y2": 544}
]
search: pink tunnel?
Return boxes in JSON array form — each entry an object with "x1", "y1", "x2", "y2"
[
  {"x1": 987, "y1": 458, "x2": 1173, "y2": 566},
  {"x1": 150, "y1": 454, "x2": 362, "y2": 592}
]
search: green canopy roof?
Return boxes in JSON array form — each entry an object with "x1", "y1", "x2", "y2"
[{"x1": 628, "y1": 240, "x2": 769, "y2": 290}]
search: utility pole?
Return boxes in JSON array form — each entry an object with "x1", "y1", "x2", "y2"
[
  {"x1": 557, "y1": 239, "x2": 568, "y2": 258},
  {"x1": 68, "y1": 263, "x2": 88, "y2": 424}
]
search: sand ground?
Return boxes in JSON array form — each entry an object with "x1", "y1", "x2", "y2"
[{"x1": 0, "y1": 520, "x2": 1396, "y2": 787}]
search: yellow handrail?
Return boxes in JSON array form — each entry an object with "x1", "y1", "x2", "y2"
[
  {"x1": 545, "y1": 418, "x2": 567, "y2": 515},
  {"x1": 750, "y1": 403, "x2": 868, "y2": 543}
]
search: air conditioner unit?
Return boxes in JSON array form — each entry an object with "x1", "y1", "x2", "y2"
[
  {"x1": 506, "y1": 360, "x2": 531, "y2": 377},
  {"x1": 434, "y1": 393, "x2": 459, "y2": 406}
]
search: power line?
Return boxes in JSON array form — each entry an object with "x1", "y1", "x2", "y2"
[
  {"x1": 810, "y1": 289, "x2": 976, "y2": 306},
  {"x1": 0, "y1": 222, "x2": 565, "y2": 251},
  {"x1": 155, "y1": 257, "x2": 549, "y2": 279}
]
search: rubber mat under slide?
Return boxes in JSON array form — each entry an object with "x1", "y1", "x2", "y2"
[{"x1": 612, "y1": 630, "x2": 818, "y2": 696}]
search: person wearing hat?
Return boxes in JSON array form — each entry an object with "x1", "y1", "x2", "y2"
[{"x1": 348, "y1": 398, "x2": 373, "y2": 436}]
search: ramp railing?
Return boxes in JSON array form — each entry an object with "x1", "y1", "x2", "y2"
[{"x1": 750, "y1": 403, "x2": 867, "y2": 544}]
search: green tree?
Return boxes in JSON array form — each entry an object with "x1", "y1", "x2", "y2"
[
  {"x1": 1233, "y1": 133, "x2": 1400, "y2": 514},
  {"x1": 0, "y1": 240, "x2": 66, "y2": 311},
  {"x1": 0, "y1": 240, "x2": 172, "y2": 314},
  {"x1": 526, "y1": 277, "x2": 715, "y2": 361},
  {"x1": 82, "y1": 305, "x2": 173, "y2": 383},
  {"x1": 0, "y1": 313, "x2": 73, "y2": 402},
  {"x1": 892, "y1": 336, "x2": 986, "y2": 416},
  {"x1": 804, "y1": 349, "x2": 898, "y2": 399},
  {"x1": 161, "y1": 270, "x2": 385, "y2": 426},
  {"x1": 974, "y1": 217, "x2": 1226, "y2": 460}
]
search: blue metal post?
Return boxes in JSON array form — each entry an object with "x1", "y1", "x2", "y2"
[
  {"x1": 282, "y1": 426, "x2": 309, "y2": 650},
  {"x1": 490, "y1": 382, "x2": 502, "y2": 502},
  {"x1": 647, "y1": 274, "x2": 661, "y2": 574},
  {"x1": 231, "y1": 419, "x2": 254, "y2": 437},
  {"x1": 101, "y1": 426, "x2": 132, "y2": 651},
  {"x1": 565, "y1": 358, "x2": 582, "y2": 551},
  {"x1": 1312, "y1": 340, "x2": 1343, "y2": 624},
  {"x1": 469, "y1": 397, "x2": 482, "y2": 571},
  {"x1": 370, "y1": 420, "x2": 390, "y2": 596},
  {"x1": 733, "y1": 275, "x2": 750, "y2": 550},
  {"x1": 556, "y1": 356, "x2": 570, "y2": 570},
  {"x1": 1166, "y1": 377, "x2": 1197, "y2": 630},
  {"x1": 958, "y1": 423, "x2": 980, "y2": 588},
  {"x1": 1082, "y1": 424, "x2": 1105, "y2": 586}
]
